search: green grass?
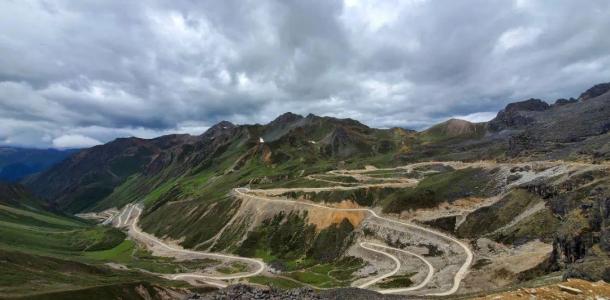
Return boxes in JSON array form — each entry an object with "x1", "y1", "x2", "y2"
[
  {"x1": 309, "y1": 264, "x2": 333, "y2": 274},
  {"x1": 278, "y1": 167, "x2": 491, "y2": 213},
  {"x1": 0, "y1": 204, "x2": 124, "y2": 255},
  {"x1": 375, "y1": 273, "x2": 416, "y2": 288},
  {"x1": 253, "y1": 177, "x2": 336, "y2": 189},
  {"x1": 141, "y1": 178, "x2": 179, "y2": 208},
  {"x1": 286, "y1": 271, "x2": 333, "y2": 286},
  {"x1": 457, "y1": 189, "x2": 543, "y2": 238},
  {"x1": 328, "y1": 268, "x2": 357, "y2": 281},
  {"x1": 84, "y1": 239, "x2": 220, "y2": 274},
  {"x1": 216, "y1": 261, "x2": 249, "y2": 274},
  {"x1": 0, "y1": 204, "x2": 85, "y2": 228},
  {"x1": 280, "y1": 186, "x2": 401, "y2": 207},
  {"x1": 83, "y1": 239, "x2": 134, "y2": 261},
  {"x1": 237, "y1": 211, "x2": 365, "y2": 288},
  {"x1": 248, "y1": 276, "x2": 303, "y2": 289},
  {"x1": 0, "y1": 194, "x2": 183, "y2": 298},
  {"x1": 383, "y1": 167, "x2": 495, "y2": 213},
  {"x1": 0, "y1": 198, "x2": 208, "y2": 296},
  {"x1": 493, "y1": 208, "x2": 561, "y2": 244},
  {"x1": 0, "y1": 248, "x2": 178, "y2": 299},
  {"x1": 276, "y1": 257, "x2": 365, "y2": 288}
]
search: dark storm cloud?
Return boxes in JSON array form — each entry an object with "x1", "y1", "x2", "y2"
[{"x1": 1, "y1": 0, "x2": 609, "y2": 148}]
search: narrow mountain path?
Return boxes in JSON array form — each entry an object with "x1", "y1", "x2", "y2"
[
  {"x1": 368, "y1": 243, "x2": 435, "y2": 293},
  {"x1": 107, "y1": 162, "x2": 476, "y2": 296},
  {"x1": 233, "y1": 186, "x2": 472, "y2": 296},
  {"x1": 357, "y1": 242, "x2": 401, "y2": 288},
  {"x1": 120, "y1": 204, "x2": 266, "y2": 288},
  {"x1": 97, "y1": 160, "x2": 610, "y2": 295}
]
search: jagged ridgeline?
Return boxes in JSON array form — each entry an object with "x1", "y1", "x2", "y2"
[{"x1": 7, "y1": 82, "x2": 610, "y2": 297}]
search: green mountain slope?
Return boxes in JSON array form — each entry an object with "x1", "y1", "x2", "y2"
[
  {"x1": 0, "y1": 182, "x2": 192, "y2": 298},
  {"x1": 9, "y1": 82, "x2": 610, "y2": 297},
  {"x1": 21, "y1": 84, "x2": 610, "y2": 254},
  {"x1": 0, "y1": 182, "x2": 124, "y2": 255}
]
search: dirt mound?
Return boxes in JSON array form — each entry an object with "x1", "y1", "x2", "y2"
[{"x1": 307, "y1": 200, "x2": 366, "y2": 229}]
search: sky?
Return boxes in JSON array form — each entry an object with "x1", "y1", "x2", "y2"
[{"x1": 1, "y1": 0, "x2": 609, "y2": 148}]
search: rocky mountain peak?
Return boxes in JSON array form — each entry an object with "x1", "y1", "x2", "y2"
[
  {"x1": 554, "y1": 98, "x2": 578, "y2": 106},
  {"x1": 305, "y1": 113, "x2": 320, "y2": 119},
  {"x1": 268, "y1": 112, "x2": 303, "y2": 126},
  {"x1": 201, "y1": 121, "x2": 236, "y2": 138},
  {"x1": 504, "y1": 98, "x2": 549, "y2": 113},
  {"x1": 211, "y1": 120, "x2": 236, "y2": 130},
  {"x1": 267, "y1": 112, "x2": 303, "y2": 127},
  {"x1": 488, "y1": 98, "x2": 549, "y2": 132},
  {"x1": 579, "y1": 82, "x2": 610, "y2": 101}
]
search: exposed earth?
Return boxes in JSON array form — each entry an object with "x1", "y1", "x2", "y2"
[
  {"x1": 2, "y1": 83, "x2": 610, "y2": 299},
  {"x1": 82, "y1": 160, "x2": 610, "y2": 298}
]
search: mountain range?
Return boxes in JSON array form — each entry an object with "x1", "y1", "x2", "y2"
[
  {"x1": 0, "y1": 147, "x2": 76, "y2": 182},
  {"x1": 25, "y1": 82, "x2": 610, "y2": 213},
  {"x1": 1, "y1": 82, "x2": 610, "y2": 299}
]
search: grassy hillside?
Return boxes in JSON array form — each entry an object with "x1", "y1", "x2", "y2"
[
  {"x1": 0, "y1": 249, "x2": 183, "y2": 299},
  {"x1": 0, "y1": 200, "x2": 124, "y2": 255},
  {"x1": 10, "y1": 86, "x2": 610, "y2": 294},
  {"x1": 0, "y1": 183, "x2": 193, "y2": 298},
  {"x1": 383, "y1": 167, "x2": 497, "y2": 213},
  {"x1": 457, "y1": 189, "x2": 544, "y2": 238},
  {"x1": 236, "y1": 211, "x2": 364, "y2": 288}
]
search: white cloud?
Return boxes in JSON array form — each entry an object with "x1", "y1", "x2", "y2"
[
  {"x1": 495, "y1": 27, "x2": 542, "y2": 53},
  {"x1": 52, "y1": 134, "x2": 102, "y2": 149},
  {"x1": 452, "y1": 112, "x2": 498, "y2": 123},
  {"x1": 0, "y1": 0, "x2": 609, "y2": 147}
]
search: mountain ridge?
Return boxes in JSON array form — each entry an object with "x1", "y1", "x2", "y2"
[
  {"x1": 3, "y1": 82, "x2": 610, "y2": 299},
  {"x1": 24, "y1": 82, "x2": 610, "y2": 213}
]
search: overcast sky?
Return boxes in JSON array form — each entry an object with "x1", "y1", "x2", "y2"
[{"x1": 1, "y1": 0, "x2": 609, "y2": 148}]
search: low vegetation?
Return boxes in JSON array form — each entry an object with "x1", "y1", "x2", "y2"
[
  {"x1": 235, "y1": 211, "x2": 363, "y2": 287},
  {"x1": 0, "y1": 203, "x2": 124, "y2": 255},
  {"x1": 374, "y1": 273, "x2": 416, "y2": 289},
  {"x1": 383, "y1": 167, "x2": 496, "y2": 213},
  {"x1": 457, "y1": 189, "x2": 544, "y2": 238}
]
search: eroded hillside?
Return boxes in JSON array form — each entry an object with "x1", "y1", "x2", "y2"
[{"x1": 5, "y1": 83, "x2": 610, "y2": 298}]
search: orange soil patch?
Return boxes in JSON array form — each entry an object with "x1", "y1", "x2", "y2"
[
  {"x1": 475, "y1": 279, "x2": 610, "y2": 299},
  {"x1": 306, "y1": 200, "x2": 366, "y2": 230},
  {"x1": 261, "y1": 144, "x2": 272, "y2": 164}
]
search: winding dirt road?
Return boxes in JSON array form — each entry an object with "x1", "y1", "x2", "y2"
[
  {"x1": 121, "y1": 204, "x2": 266, "y2": 288},
  {"x1": 109, "y1": 163, "x2": 474, "y2": 296},
  {"x1": 358, "y1": 242, "x2": 435, "y2": 293},
  {"x1": 233, "y1": 187, "x2": 472, "y2": 296}
]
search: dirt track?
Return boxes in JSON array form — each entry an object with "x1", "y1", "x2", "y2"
[
  {"x1": 119, "y1": 204, "x2": 266, "y2": 288},
  {"x1": 105, "y1": 162, "x2": 486, "y2": 296},
  {"x1": 233, "y1": 186, "x2": 472, "y2": 296}
]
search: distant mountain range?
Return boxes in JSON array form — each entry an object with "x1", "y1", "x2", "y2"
[
  {"x1": 23, "y1": 82, "x2": 610, "y2": 213},
  {"x1": 0, "y1": 147, "x2": 77, "y2": 182}
]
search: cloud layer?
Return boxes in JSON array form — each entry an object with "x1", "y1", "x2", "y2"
[{"x1": 1, "y1": 0, "x2": 609, "y2": 148}]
